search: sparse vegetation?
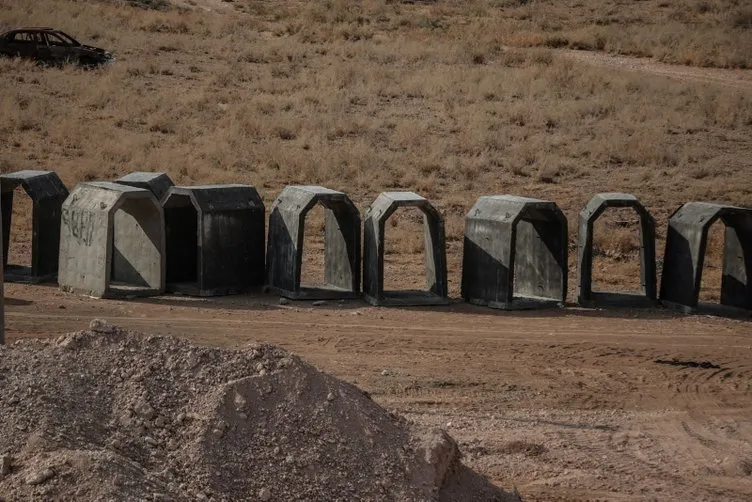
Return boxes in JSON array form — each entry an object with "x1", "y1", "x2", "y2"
[
  {"x1": 474, "y1": 0, "x2": 752, "y2": 69},
  {"x1": 0, "y1": 0, "x2": 751, "y2": 297},
  {"x1": 592, "y1": 209, "x2": 643, "y2": 294},
  {"x1": 124, "y1": 0, "x2": 169, "y2": 10}
]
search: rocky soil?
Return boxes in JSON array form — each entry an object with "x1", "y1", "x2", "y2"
[{"x1": 0, "y1": 320, "x2": 520, "y2": 502}]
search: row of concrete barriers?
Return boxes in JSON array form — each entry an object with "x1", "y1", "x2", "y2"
[{"x1": 1, "y1": 170, "x2": 750, "y2": 322}]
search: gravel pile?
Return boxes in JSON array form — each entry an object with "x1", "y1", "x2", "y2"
[{"x1": 0, "y1": 320, "x2": 521, "y2": 501}]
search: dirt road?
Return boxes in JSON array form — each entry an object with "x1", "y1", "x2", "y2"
[
  {"x1": 556, "y1": 49, "x2": 752, "y2": 92},
  {"x1": 4, "y1": 282, "x2": 752, "y2": 501}
]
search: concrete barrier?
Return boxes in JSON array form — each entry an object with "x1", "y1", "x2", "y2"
[
  {"x1": 577, "y1": 193, "x2": 657, "y2": 307},
  {"x1": 363, "y1": 192, "x2": 448, "y2": 306},
  {"x1": 266, "y1": 185, "x2": 361, "y2": 300},
  {"x1": 4, "y1": 171, "x2": 745, "y2": 321},
  {"x1": 1, "y1": 170, "x2": 68, "y2": 283},
  {"x1": 660, "y1": 202, "x2": 752, "y2": 314},
  {"x1": 163, "y1": 184, "x2": 265, "y2": 296},
  {"x1": 462, "y1": 195, "x2": 568, "y2": 310},
  {"x1": 115, "y1": 172, "x2": 174, "y2": 201},
  {"x1": 58, "y1": 182, "x2": 165, "y2": 299}
]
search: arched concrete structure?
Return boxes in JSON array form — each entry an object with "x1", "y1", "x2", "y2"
[
  {"x1": 115, "y1": 171, "x2": 174, "y2": 201},
  {"x1": 461, "y1": 195, "x2": 568, "y2": 310},
  {"x1": 1, "y1": 170, "x2": 69, "y2": 283},
  {"x1": 266, "y1": 185, "x2": 360, "y2": 300},
  {"x1": 58, "y1": 182, "x2": 165, "y2": 299},
  {"x1": 660, "y1": 202, "x2": 752, "y2": 314},
  {"x1": 363, "y1": 192, "x2": 448, "y2": 306},
  {"x1": 163, "y1": 184, "x2": 265, "y2": 296},
  {"x1": 577, "y1": 193, "x2": 657, "y2": 307}
]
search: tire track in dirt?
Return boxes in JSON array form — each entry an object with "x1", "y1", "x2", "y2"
[
  {"x1": 612, "y1": 412, "x2": 752, "y2": 500},
  {"x1": 553, "y1": 49, "x2": 752, "y2": 91},
  {"x1": 655, "y1": 354, "x2": 752, "y2": 400}
]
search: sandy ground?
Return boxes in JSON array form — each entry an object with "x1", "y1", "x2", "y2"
[{"x1": 4, "y1": 282, "x2": 752, "y2": 501}]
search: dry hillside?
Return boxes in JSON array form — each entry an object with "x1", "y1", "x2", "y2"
[{"x1": 0, "y1": 0, "x2": 751, "y2": 299}]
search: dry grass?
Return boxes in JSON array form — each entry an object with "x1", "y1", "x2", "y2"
[
  {"x1": 591, "y1": 208, "x2": 643, "y2": 294},
  {"x1": 383, "y1": 207, "x2": 428, "y2": 292},
  {"x1": 5, "y1": 188, "x2": 34, "y2": 268},
  {"x1": 698, "y1": 221, "x2": 726, "y2": 302},
  {"x1": 299, "y1": 205, "x2": 327, "y2": 288},
  {"x1": 482, "y1": 0, "x2": 752, "y2": 69},
  {"x1": 1, "y1": 0, "x2": 751, "y2": 298}
]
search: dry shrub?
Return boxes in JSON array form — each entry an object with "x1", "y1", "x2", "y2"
[
  {"x1": 729, "y1": 8, "x2": 752, "y2": 29},
  {"x1": 123, "y1": 0, "x2": 169, "y2": 9}
]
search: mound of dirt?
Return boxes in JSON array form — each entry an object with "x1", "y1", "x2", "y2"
[{"x1": 0, "y1": 320, "x2": 520, "y2": 502}]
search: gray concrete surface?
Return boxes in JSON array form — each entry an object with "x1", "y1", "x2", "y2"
[
  {"x1": 660, "y1": 202, "x2": 752, "y2": 315},
  {"x1": 266, "y1": 185, "x2": 360, "y2": 300},
  {"x1": 0, "y1": 170, "x2": 69, "y2": 283},
  {"x1": 163, "y1": 184, "x2": 265, "y2": 296},
  {"x1": 577, "y1": 193, "x2": 657, "y2": 307},
  {"x1": 363, "y1": 192, "x2": 448, "y2": 306},
  {"x1": 461, "y1": 195, "x2": 568, "y2": 310},
  {"x1": 115, "y1": 172, "x2": 175, "y2": 201},
  {"x1": 58, "y1": 182, "x2": 165, "y2": 299}
]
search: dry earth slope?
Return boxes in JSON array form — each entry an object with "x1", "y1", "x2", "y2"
[{"x1": 0, "y1": 321, "x2": 521, "y2": 502}]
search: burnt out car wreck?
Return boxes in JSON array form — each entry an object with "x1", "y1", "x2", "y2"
[{"x1": 0, "y1": 27, "x2": 114, "y2": 68}]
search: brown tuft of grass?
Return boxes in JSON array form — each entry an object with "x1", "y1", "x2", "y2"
[{"x1": 729, "y1": 8, "x2": 752, "y2": 30}]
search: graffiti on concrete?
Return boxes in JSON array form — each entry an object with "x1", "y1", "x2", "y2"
[{"x1": 62, "y1": 209, "x2": 94, "y2": 247}]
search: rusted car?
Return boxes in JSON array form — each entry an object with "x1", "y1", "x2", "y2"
[{"x1": 0, "y1": 27, "x2": 114, "y2": 67}]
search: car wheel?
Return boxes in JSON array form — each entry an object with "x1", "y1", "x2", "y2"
[{"x1": 78, "y1": 57, "x2": 98, "y2": 69}]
